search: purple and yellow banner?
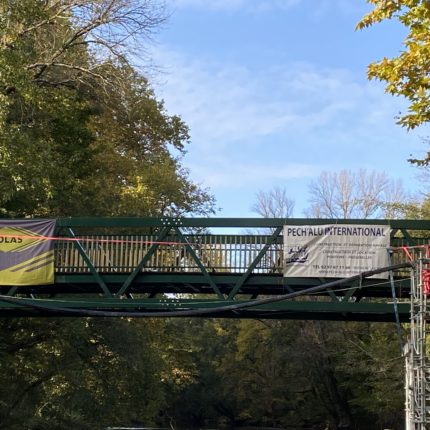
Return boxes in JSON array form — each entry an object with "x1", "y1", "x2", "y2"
[{"x1": 0, "y1": 219, "x2": 56, "y2": 285}]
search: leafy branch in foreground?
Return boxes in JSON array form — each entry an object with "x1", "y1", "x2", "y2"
[{"x1": 357, "y1": 1, "x2": 430, "y2": 130}]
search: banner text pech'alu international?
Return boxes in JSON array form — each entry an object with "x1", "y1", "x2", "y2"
[{"x1": 283, "y1": 224, "x2": 391, "y2": 279}]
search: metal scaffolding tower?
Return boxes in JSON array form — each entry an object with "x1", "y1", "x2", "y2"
[{"x1": 406, "y1": 250, "x2": 430, "y2": 430}]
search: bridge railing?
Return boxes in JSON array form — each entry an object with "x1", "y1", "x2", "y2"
[
  {"x1": 55, "y1": 234, "x2": 284, "y2": 274},
  {"x1": 54, "y1": 234, "x2": 428, "y2": 275},
  {"x1": 52, "y1": 217, "x2": 430, "y2": 277}
]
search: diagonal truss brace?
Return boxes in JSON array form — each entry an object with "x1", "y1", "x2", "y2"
[
  {"x1": 68, "y1": 228, "x2": 112, "y2": 297},
  {"x1": 228, "y1": 226, "x2": 283, "y2": 300},
  {"x1": 116, "y1": 226, "x2": 171, "y2": 297},
  {"x1": 173, "y1": 227, "x2": 224, "y2": 299}
]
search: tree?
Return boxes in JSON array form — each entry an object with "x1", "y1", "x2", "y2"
[
  {"x1": 335, "y1": 322, "x2": 405, "y2": 430},
  {"x1": 0, "y1": 1, "x2": 215, "y2": 428},
  {"x1": 162, "y1": 319, "x2": 239, "y2": 429},
  {"x1": 87, "y1": 65, "x2": 215, "y2": 217},
  {"x1": 0, "y1": 317, "x2": 196, "y2": 429},
  {"x1": 306, "y1": 169, "x2": 409, "y2": 219},
  {"x1": 252, "y1": 187, "x2": 295, "y2": 218},
  {"x1": 357, "y1": 1, "x2": 430, "y2": 130},
  {"x1": 0, "y1": 0, "x2": 214, "y2": 217},
  {"x1": 0, "y1": 0, "x2": 165, "y2": 94},
  {"x1": 230, "y1": 319, "x2": 326, "y2": 428}
]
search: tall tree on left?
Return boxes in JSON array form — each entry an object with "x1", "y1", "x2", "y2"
[
  {"x1": 0, "y1": 0, "x2": 214, "y2": 217},
  {"x1": 0, "y1": 2, "x2": 214, "y2": 428}
]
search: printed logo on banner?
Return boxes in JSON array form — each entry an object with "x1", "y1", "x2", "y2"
[
  {"x1": 283, "y1": 224, "x2": 391, "y2": 279},
  {"x1": 0, "y1": 220, "x2": 56, "y2": 286},
  {"x1": 285, "y1": 245, "x2": 309, "y2": 264}
]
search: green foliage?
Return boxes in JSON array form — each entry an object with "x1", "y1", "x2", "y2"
[
  {"x1": 0, "y1": 0, "x2": 214, "y2": 217},
  {"x1": 357, "y1": 1, "x2": 430, "y2": 130},
  {"x1": 331, "y1": 322, "x2": 405, "y2": 429},
  {"x1": 0, "y1": 1, "x2": 214, "y2": 428},
  {"x1": 86, "y1": 65, "x2": 215, "y2": 217},
  {"x1": 0, "y1": 88, "x2": 99, "y2": 216},
  {"x1": 161, "y1": 319, "x2": 237, "y2": 429},
  {"x1": 0, "y1": 318, "x2": 168, "y2": 429},
  {"x1": 158, "y1": 318, "x2": 406, "y2": 430},
  {"x1": 0, "y1": 316, "x2": 408, "y2": 430}
]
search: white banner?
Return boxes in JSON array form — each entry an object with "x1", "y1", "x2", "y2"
[{"x1": 283, "y1": 224, "x2": 391, "y2": 279}]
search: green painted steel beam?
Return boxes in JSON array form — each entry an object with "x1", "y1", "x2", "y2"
[
  {"x1": 0, "y1": 296, "x2": 410, "y2": 321},
  {"x1": 56, "y1": 217, "x2": 430, "y2": 229},
  {"x1": 115, "y1": 226, "x2": 171, "y2": 296},
  {"x1": 67, "y1": 228, "x2": 112, "y2": 297},
  {"x1": 173, "y1": 227, "x2": 225, "y2": 299},
  {"x1": 57, "y1": 217, "x2": 430, "y2": 230},
  {"x1": 0, "y1": 297, "x2": 410, "y2": 312},
  {"x1": 47, "y1": 273, "x2": 411, "y2": 297},
  {"x1": 53, "y1": 272, "x2": 410, "y2": 287},
  {"x1": 2, "y1": 274, "x2": 410, "y2": 301}
]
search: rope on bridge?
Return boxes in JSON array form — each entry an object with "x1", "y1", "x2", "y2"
[{"x1": 0, "y1": 233, "x2": 187, "y2": 246}]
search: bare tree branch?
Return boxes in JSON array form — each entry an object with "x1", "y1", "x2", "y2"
[
  {"x1": 3, "y1": 0, "x2": 166, "y2": 90},
  {"x1": 307, "y1": 169, "x2": 410, "y2": 219},
  {"x1": 252, "y1": 187, "x2": 295, "y2": 219}
]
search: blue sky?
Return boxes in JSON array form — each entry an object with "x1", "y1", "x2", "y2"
[{"x1": 149, "y1": 0, "x2": 429, "y2": 217}]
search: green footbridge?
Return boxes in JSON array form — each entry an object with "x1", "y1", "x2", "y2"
[{"x1": 1, "y1": 217, "x2": 429, "y2": 321}]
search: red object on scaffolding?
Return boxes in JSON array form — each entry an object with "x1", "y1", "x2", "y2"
[
  {"x1": 423, "y1": 269, "x2": 430, "y2": 295},
  {"x1": 423, "y1": 246, "x2": 430, "y2": 296},
  {"x1": 401, "y1": 246, "x2": 430, "y2": 296}
]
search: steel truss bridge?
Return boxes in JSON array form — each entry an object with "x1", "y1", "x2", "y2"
[{"x1": 0, "y1": 217, "x2": 428, "y2": 320}]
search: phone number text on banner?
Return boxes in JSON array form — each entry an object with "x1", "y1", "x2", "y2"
[{"x1": 283, "y1": 224, "x2": 391, "y2": 279}]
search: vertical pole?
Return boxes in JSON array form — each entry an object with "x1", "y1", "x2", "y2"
[
  {"x1": 387, "y1": 249, "x2": 403, "y2": 355},
  {"x1": 408, "y1": 250, "x2": 430, "y2": 430},
  {"x1": 405, "y1": 340, "x2": 412, "y2": 430}
]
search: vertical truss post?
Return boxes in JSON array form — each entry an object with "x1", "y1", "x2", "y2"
[
  {"x1": 405, "y1": 341, "x2": 412, "y2": 430},
  {"x1": 406, "y1": 253, "x2": 430, "y2": 430}
]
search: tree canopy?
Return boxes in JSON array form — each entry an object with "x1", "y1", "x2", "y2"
[
  {"x1": 0, "y1": 0, "x2": 214, "y2": 217},
  {"x1": 0, "y1": 1, "x2": 216, "y2": 427}
]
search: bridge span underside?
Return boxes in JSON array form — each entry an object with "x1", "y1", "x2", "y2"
[{"x1": 0, "y1": 217, "x2": 428, "y2": 321}]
